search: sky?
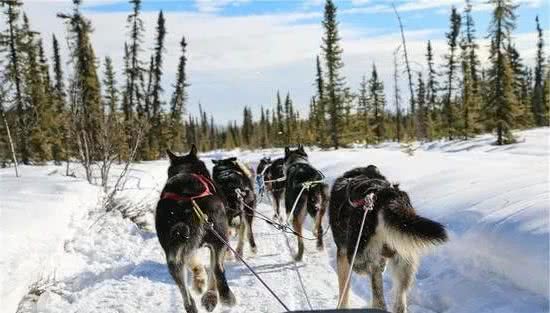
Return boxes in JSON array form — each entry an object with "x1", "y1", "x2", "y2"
[{"x1": 6, "y1": 0, "x2": 550, "y2": 124}]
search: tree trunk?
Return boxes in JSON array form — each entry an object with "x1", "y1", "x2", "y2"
[{"x1": 1, "y1": 109, "x2": 19, "y2": 177}]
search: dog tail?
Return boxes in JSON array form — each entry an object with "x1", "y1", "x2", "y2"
[{"x1": 379, "y1": 202, "x2": 447, "y2": 263}]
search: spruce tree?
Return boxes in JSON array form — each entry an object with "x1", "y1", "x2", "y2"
[
  {"x1": 314, "y1": 55, "x2": 326, "y2": 145},
  {"x1": 169, "y1": 36, "x2": 188, "y2": 151},
  {"x1": 443, "y1": 7, "x2": 461, "y2": 140},
  {"x1": 487, "y1": 0, "x2": 519, "y2": 144},
  {"x1": 368, "y1": 64, "x2": 385, "y2": 143},
  {"x1": 284, "y1": 93, "x2": 293, "y2": 144},
  {"x1": 416, "y1": 73, "x2": 430, "y2": 140},
  {"x1": 532, "y1": 16, "x2": 546, "y2": 126},
  {"x1": 425, "y1": 41, "x2": 438, "y2": 139},
  {"x1": 357, "y1": 74, "x2": 371, "y2": 144},
  {"x1": 103, "y1": 56, "x2": 118, "y2": 114},
  {"x1": 276, "y1": 91, "x2": 284, "y2": 145},
  {"x1": 507, "y1": 43, "x2": 533, "y2": 127},
  {"x1": 321, "y1": 0, "x2": 346, "y2": 149},
  {"x1": 58, "y1": 0, "x2": 103, "y2": 168},
  {"x1": 51, "y1": 34, "x2": 67, "y2": 164},
  {"x1": 125, "y1": 0, "x2": 145, "y2": 122},
  {"x1": 150, "y1": 10, "x2": 166, "y2": 155},
  {"x1": 460, "y1": 33, "x2": 480, "y2": 139},
  {"x1": 1, "y1": 0, "x2": 28, "y2": 163}
]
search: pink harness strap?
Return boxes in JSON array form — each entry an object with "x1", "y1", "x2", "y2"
[{"x1": 160, "y1": 174, "x2": 216, "y2": 202}]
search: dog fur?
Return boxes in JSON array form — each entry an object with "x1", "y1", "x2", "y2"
[
  {"x1": 256, "y1": 157, "x2": 286, "y2": 220},
  {"x1": 284, "y1": 145, "x2": 329, "y2": 261},
  {"x1": 329, "y1": 166, "x2": 448, "y2": 313},
  {"x1": 155, "y1": 146, "x2": 236, "y2": 313},
  {"x1": 212, "y1": 157, "x2": 257, "y2": 257}
]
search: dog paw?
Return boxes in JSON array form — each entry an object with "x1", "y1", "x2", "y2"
[
  {"x1": 235, "y1": 248, "x2": 243, "y2": 258},
  {"x1": 293, "y1": 253, "x2": 303, "y2": 262},
  {"x1": 185, "y1": 298, "x2": 199, "y2": 313},
  {"x1": 192, "y1": 277, "x2": 206, "y2": 294},
  {"x1": 221, "y1": 290, "x2": 237, "y2": 307},
  {"x1": 250, "y1": 246, "x2": 258, "y2": 255},
  {"x1": 201, "y1": 290, "x2": 218, "y2": 312}
]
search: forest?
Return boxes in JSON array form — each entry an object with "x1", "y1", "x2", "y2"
[{"x1": 0, "y1": 0, "x2": 548, "y2": 169}]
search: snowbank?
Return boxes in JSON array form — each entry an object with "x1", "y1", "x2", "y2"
[{"x1": 0, "y1": 166, "x2": 101, "y2": 313}]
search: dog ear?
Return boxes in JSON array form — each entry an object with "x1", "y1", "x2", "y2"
[
  {"x1": 285, "y1": 146, "x2": 290, "y2": 156},
  {"x1": 166, "y1": 149, "x2": 177, "y2": 163},
  {"x1": 298, "y1": 144, "x2": 305, "y2": 153},
  {"x1": 212, "y1": 159, "x2": 219, "y2": 165},
  {"x1": 189, "y1": 144, "x2": 198, "y2": 157},
  {"x1": 228, "y1": 157, "x2": 237, "y2": 162}
]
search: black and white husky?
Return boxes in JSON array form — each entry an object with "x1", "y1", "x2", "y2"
[
  {"x1": 284, "y1": 145, "x2": 329, "y2": 261},
  {"x1": 329, "y1": 166, "x2": 448, "y2": 313},
  {"x1": 256, "y1": 156, "x2": 286, "y2": 220},
  {"x1": 212, "y1": 157, "x2": 257, "y2": 257},
  {"x1": 155, "y1": 146, "x2": 236, "y2": 313}
]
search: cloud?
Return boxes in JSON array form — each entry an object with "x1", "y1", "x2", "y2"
[
  {"x1": 193, "y1": 0, "x2": 250, "y2": 13},
  {"x1": 3, "y1": 1, "x2": 542, "y2": 123}
]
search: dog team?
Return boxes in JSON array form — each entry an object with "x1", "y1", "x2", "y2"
[{"x1": 155, "y1": 145, "x2": 448, "y2": 313}]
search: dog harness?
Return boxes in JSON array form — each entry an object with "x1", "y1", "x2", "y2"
[{"x1": 160, "y1": 174, "x2": 216, "y2": 202}]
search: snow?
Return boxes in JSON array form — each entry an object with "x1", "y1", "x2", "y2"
[
  {"x1": 0, "y1": 166, "x2": 101, "y2": 313},
  {"x1": 1, "y1": 127, "x2": 548, "y2": 313}
]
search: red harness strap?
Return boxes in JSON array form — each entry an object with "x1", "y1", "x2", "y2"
[{"x1": 160, "y1": 174, "x2": 216, "y2": 202}]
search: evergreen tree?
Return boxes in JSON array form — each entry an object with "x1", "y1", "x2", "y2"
[
  {"x1": 125, "y1": 0, "x2": 144, "y2": 122},
  {"x1": 150, "y1": 10, "x2": 166, "y2": 155},
  {"x1": 275, "y1": 91, "x2": 284, "y2": 145},
  {"x1": 314, "y1": 55, "x2": 326, "y2": 145},
  {"x1": 532, "y1": 16, "x2": 547, "y2": 126},
  {"x1": 425, "y1": 41, "x2": 438, "y2": 139},
  {"x1": 357, "y1": 74, "x2": 371, "y2": 144},
  {"x1": 103, "y1": 56, "x2": 118, "y2": 114},
  {"x1": 443, "y1": 7, "x2": 461, "y2": 140},
  {"x1": 321, "y1": 0, "x2": 346, "y2": 149},
  {"x1": 51, "y1": 34, "x2": 65, "y2": 111},
  {"x1": 487, "y1": 0, "x2": 520, "y2": 144},
  {"x1": 507, "y1": 43, "x2": 533, "y2": 127},
  {"x1": 416, "y1": 73, "x2": 430, "y2": 140},
  {"x1": 464, "y1": 0, "x2": 480, "y2": 90},
  {"x1": 169, "y1": 36, "x2": 188, "y2": 151},
  {"x1": 1, "y1": 0, "x2": 28, "y2": 163},
  {"x1": 368, "y1": 64, "x2": 385, "y2": 143},
  {"x1": 460, "y1": 33, "x2": 480, "y2": 139},
  {"x1": 51, "y1": 34, "x2": 67, "y2": 164},
  {"x1": 22, "y1": 15, "x2": 53, "y2": 161},
  {"x1": 284, "y1": 92, "x2": 293, "y2": 144},
  {"x1": 58, "y1": 0, "x2": 103, "y2": 166}
]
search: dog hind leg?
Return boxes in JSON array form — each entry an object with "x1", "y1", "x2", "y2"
[
  {"x1": 389, "y1": 255, "x2": 417, "y2": 313},
  {"x1": 336, "y1": 248, "x2": 351, "y2": 308},
  {"x1": 167, "y1": 249, "x2": 197, "y2": 313},
  {"x1": 292, "y1": 200, "x2": 307, "y2": 262},
  {"x1": 213, "y1": 244, "x2": 237, "y2": 306},
  {"x1": 201, "y1": 246, "x2": 219, "y2": 312},
  {"x1": 370, "y1": 264, "x2": 387, "y2": 310},
  {"x1": 235, "y1": 214, "x2": 246, "y2": 257},
  {"x1": 245, "y1": 205, "x2": 257, "y2": 254}
]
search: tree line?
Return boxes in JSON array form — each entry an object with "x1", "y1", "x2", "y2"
[{"x1": 1, "y1": 0, "x2": 548, "y2": 172}]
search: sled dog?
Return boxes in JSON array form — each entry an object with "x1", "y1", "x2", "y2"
[
  {"x1": 155, "y1": 145, "x2": 236, "y2": 313},
  {"x1": 284, "y1": 145, "x2": 329, "y2": 261},
  {"x1": 329, "y1": 165, "x2": 448, "y2": 313}
]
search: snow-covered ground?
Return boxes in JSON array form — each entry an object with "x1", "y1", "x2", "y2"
[{"x1": 1, "y1": 128, "x2": 548, "y2": 313}]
